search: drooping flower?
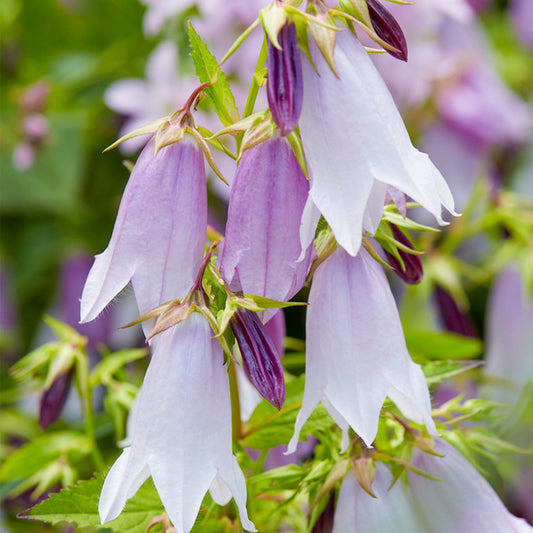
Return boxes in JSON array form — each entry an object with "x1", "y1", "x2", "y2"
[
  {"x1": 484, "y1": 265, "x2": 533, "y2": 406},
  {"x1": 288, "y1": 248, "x2": 436, "y2": 451},
  {"x1": 80, "y1": 136, "x2": 206, "y2": 324},
  {"x1": 230, "y1": 308, "x2": 285, "y2": 409},
  {"x1": 219, "y1": 136, "x2": 313, "y2": 317},
  {"x1": 266, "y1": 22, "x2": 303, "y2": 136},
  {"x1": 298, "y1": 30, "x2": 456, "y2": 257},
  {"x1": 333, "y1": 439, "x2": 532, "y2": 532},
  {"x1": 99, "y1": 313, "x2": 256, "y2": 533}
]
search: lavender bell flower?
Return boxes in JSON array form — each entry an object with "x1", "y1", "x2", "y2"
[
  {"x1": 484, "y1": 266, "x2": 533, "y2": 406},
  {"x1": 219, "y1": 136, "x2": 313, "y2": 320},
  {"x1": 231, "y1": 308, "x2": 285, "y2": 410},
  {"x1": 80, "y1": 136, "x2": 207, "y2": 326},
  {"x1": 333, "y1": 439, "x2": 532, "y2": 532},
  {"x1": 288, "y1": 248, "x2": 436, "y2": 452},
  {"x1": 267, "y1": 22, "x2": 303, "y2": 136},
  {"x1": 367, "y1": 0, "x2": 408, "y2": 61},
  {"x1": 298, "y1": 30, "x2": 456, "y2": 257},
  {"x1": 383, "y1": 224, "x2": 424, "y2": 285},
  {"x1": 99, "y1": 313, "x2": 256, "y2": 533}
]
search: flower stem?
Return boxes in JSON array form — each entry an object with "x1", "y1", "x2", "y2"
[
  {"x1": 228, "y1": 361, "x2": 243, "y2": 442},
  {"x1": 242, "y1": 36, "x2": 267, "y2": 120}
]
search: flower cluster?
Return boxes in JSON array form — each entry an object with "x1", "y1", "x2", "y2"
[{"x1": 76, "y1": 1, "x2": 532, "y2": 531}]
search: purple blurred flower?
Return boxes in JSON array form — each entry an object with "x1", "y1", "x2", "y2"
[
  {"x1": 434, "y1": 285, "x2": 477, "y2": 338},
  {"x1": 333, "y1": 439, "x2": 532, "y2": 532},
  {"x1": 298, "y1": 30, "x2": 455, "y2": 257},
  {"x1": 99, "y1": 313, "x2": 255, "y2": 533},
  {"x1": 511, "y1": 0, "x2": 533, "y2": 49},
  {"x1": 231, "y1": 309, "x2": 285, "y2": 410},
  {"x1": 80, "y1": 136, "x2": 206, "y2": 325},
  {"x1": 220, "y1": 137, "x2": 313, "y2": 320},
  {"x1": 267, "y1": 22, "x2": 303, "y2": 136},
  {"x1": 288, "y1": 248, "x2": 436, "y2": 451},
  {"x1": 105, "y1": 41, "x2": 198, "y2": 154},
  {"x1": 485, "y1": 266, "x2": 533, "y2": 405}
]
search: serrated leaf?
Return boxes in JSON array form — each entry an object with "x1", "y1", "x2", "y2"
[
  {"x1": 241, "y1": 376, "x2": 334, "y2": 449},
  {"x1": 21, "y1": 475, "x2": 165, "y2": 533},
  {"x1": 188, "y1": 24, "x2": 239, "y2": 127},
  {"x1": 90, "y1": 348, "x2": 148, "y2": 386},
  {"x1": 405, "y1": 330, "x2": 483, "y2": 361},
  {"x1": 0, "y1": 431, "x2": 91, "y2": 482}
]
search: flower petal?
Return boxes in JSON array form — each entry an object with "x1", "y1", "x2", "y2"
[{"x1": 80, "y1": 136, "x2": 206, "y2": 323}]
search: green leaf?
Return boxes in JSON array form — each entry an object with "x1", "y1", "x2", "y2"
[
  {"x1": 405, "y1": 330, "x2": 483, "y2": 360},
  {"x1": 422, "y1": 360, "x2": 481, "y2": 385},
  {"x1": 242, "y1": 294, "x2": 308, "y2": 310},
  {"x1": 242, "y1": 376, "x2": 334, "y2": 449},
  {"x1": 188, "y1": 23, "x2": 239, "y2": 127},
  {"x1": 21, "y1": 475, "x2": 165, "y2": 533},
  {"x1": 90, "y1": 348, "x2": 148, "y2": 386},
  {"x1": 43, "y1": 316, "x2": 85, "y2": 344},
  {"x1": 0, "y1": 431, "x2": 91, "y2": 482}
]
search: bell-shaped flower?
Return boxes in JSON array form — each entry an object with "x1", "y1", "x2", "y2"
[
  {"x1": 333, "y1": 439, "x2": 532, "y2": 532},
  {"x1": 485, "y1": 265, "x2": 533, "y2": 406},
  {"x1": 266, "y1": 22, "x2": 303, "y2": 136},
  {"x1": 219, "y1": 136, "x2": 312, "y2": 316},
  {"x1": 80, "y1": 136, "x2": 207, "y2": 324},
  {"x1": 288, "y1": 247, "x2": 436, "y2": 451},
  {"x1": 298, "y1": 30, "x2": 456, "y2": 257},
  {"x1": 98, "y1": 312, "x2": 256, "y2": 533}
]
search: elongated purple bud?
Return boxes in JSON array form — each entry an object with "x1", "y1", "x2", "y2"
[
  {"x1": 311, "y1": 491, "x2": 336, "y2": 533},
  {"x1": 230, "y1": 309, "x2": 285, "y2": 410},
  {"x1": 367, "y1": 0, "x2": 408, "y2": 62},
  {"x1": 435, "y1": 285, "x2": 477, "y2": 337},
  {"x1": 383, "y1": 223, "x2": 423, "y2": 285},
  {"x1": 39, "y1": 369, "x2": 74, "y2": 429},
  {"x1": 267, "y1": 22, "x2": 303, "y2": 136}
]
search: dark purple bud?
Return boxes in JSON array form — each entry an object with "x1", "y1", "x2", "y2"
[
  {"x1": 230, "y1": 309, "x2": 285, "y2": 410},
  {"x1": 383, "y1": 223, "x2": 423, "y2": 285},
  {"x1": 311, "y1": 491, "x2": 336, "y2": 533},
  {"x1": 39, "y1": 369, "x2": 74, "y2": 429},
  {"x1": 434, "y1": 285, "x2": 477, "y2": 337},
  {"x1": 267, "y1": 22, "x2": 303, "y2": 136},
  {"x1": 367, "y1": 0, "x2": 408, "y2": 62}
]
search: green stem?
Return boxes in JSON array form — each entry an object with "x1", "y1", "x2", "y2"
[
  {"x1": 228, "y1": 361, "x2": 243, "y2": 442},
  {"x1": 76, "y1": 352, "x2": 105, "y2": 471}
]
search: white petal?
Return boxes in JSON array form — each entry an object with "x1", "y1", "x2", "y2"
[
  {"x1": 99, "y1": 447, "x2": 150, "y2": 524},
  {"x1": 291, "y1": 248, "x2": 435, "y2": 448},
  {"x1": 298, "y1": 195, "x2": 321, "y2": 261}
]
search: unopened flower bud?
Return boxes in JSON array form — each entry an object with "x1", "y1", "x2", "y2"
[
  {"x1": 39, "y1": 368, "x2": 74, "y2": 429},
  {"x1": 230, "y1": 309, "x2": 285, "y2": 410},
  {"x1": 435, "y1": 285, "x2": 477, "y2": 337},
  {"x1": 383, "y1": 223, "x2": 423, "y2": 285},
  {"x1": 311, "y1": 491, "x2": 336, "y2": 533},
  {"x1": 267, "y1": 22, "x2": 303, "y2": 136},
  {"x1": 367, "y1": 0, "x2": 408, "y2": 62}
]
